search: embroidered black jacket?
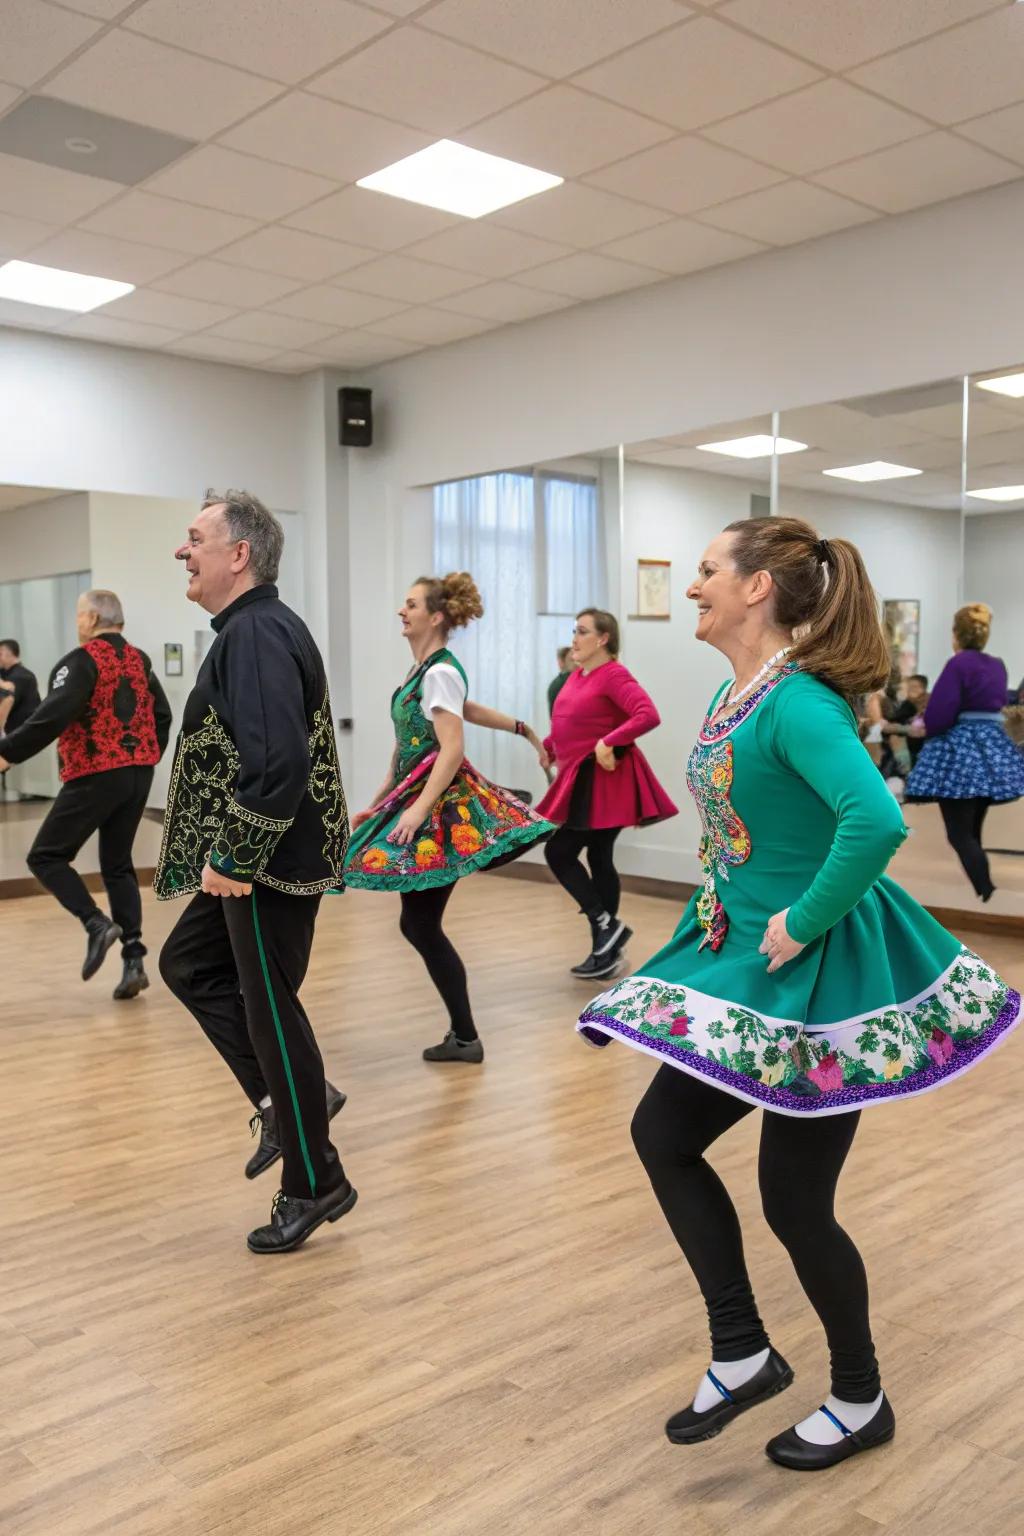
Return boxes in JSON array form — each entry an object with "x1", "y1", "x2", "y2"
[{"x1": 154, "y1": 585, "x2": 348, "y2": 899}]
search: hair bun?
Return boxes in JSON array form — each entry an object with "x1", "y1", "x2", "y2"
[
  {"x1": 440, "y1": 571, "x2": 484, "y2": 630},
  {"x1": 953, "y1": 602, "x2": 992, "y2": 651}
]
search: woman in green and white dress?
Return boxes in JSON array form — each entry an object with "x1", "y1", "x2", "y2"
[{"x1": 579, "y1": 517, "x2": 1020, "y2": 1471}]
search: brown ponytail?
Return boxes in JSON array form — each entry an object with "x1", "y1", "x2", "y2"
[
  {"x1": 724, "y1": 516, "x2": 891, "y2": 698},
  {"x1": 416, "y1": 571, "x2": 484, "y2": 633}
]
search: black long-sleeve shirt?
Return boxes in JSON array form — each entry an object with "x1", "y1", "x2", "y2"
[{"x1": 0, "y1": 662, "x2": 40, "y2": 734}]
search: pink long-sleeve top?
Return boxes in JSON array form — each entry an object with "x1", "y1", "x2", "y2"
[{"x1": 537, "y1": 658, "x2": 678, "y2": 829}]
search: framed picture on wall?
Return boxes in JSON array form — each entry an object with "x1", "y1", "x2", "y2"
[
  {"x1": 883, "y1": 599, "x2": 920, "y2": 677},
  {"x1": 635, "y1": 558, "x2": 671, "y2": 620},
  {"x1": 164, "y1": 642, "x2": 183, "y2": 677}
]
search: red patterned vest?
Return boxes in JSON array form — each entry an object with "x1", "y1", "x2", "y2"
[{"x1": 58, "y1": 638, "x2": 161, "y2": 783}]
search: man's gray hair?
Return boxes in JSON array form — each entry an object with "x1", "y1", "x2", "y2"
[
  {"x1": 202, "y1": 488, "x2": 284, "y2": 585},
  {"x1": 82, "y1": 589, "x2": 124, "y2": 628}
]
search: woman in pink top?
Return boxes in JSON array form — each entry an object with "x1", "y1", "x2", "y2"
[{"x1": 538, "y1": 607, "x2": 677, "y2": 979}]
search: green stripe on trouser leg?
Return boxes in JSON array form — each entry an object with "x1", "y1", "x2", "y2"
[{"x1": 251, "y1": 888, "x2": 317, "y2": 1197}]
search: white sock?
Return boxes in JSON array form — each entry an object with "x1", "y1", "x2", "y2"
[
  {"x1": 692, "y1": 1348, "x2": 770, "y2": 1413},
  {"x1": 259, "y1": 1094, "x2": 272, "y2": 1109},
  {"x1": 795, "y1": 1390, "x2": 884, "y2": 1445}
]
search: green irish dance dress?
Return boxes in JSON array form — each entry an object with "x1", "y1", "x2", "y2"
[
  {"x1": 343, "y1": 648, "x2": 554, "y2": 892},
  {"x1": 578, "y1": 667, "x2": 1020, "y2": 1115}
]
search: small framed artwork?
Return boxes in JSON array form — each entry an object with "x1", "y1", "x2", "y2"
[
  {"x1": 164, "y1": 642, "x2": 183, "y2": 677},
  {"x1": 882, "y1": 599, "x2": 920, "y2": 677},
  {"x1": 634, "y1": 558, "x2": 671, "y2": 620}
]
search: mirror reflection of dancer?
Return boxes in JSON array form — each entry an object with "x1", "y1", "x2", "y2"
[
  {"x1": 538, "y1": 608, "x2": 677, "y2": 980},
  {"x1": 343, "y1": 573, "x2": 554, "y2": 1063},
  {"x1": 577, "y1": 518, "x2": 1020, "y2": 1472}
]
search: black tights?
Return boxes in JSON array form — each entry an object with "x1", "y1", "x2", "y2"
[
  {"x1": 631, "y1": 1065, "x2": 880, "y2": 1402},
  {"x1": 544, "y1": 826, "x2": 621, "y2": 919},
  {"x1": 399, "y1": 885, "x2": 477, "y2": 1042},
  {"x1": 939, "y1": 797, "x2": 993, "y2": 899}
]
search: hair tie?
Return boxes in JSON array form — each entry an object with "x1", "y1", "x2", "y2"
[{"x1": 814, "y1": 538, "x2": 834, "y2": 564}]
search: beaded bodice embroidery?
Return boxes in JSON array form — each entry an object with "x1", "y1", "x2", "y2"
[{"x1": 391, "y1": 649, "x2": 466, "y2": 779}]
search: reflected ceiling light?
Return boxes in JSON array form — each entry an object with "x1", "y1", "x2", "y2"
[
  {"x1": 357, "y1": 140, "x2": 562, "y2": 218},
  {"x1": 966, "y1": 485, "x2": 1024, "y2": 502},
  {"x1": 822, "y1": 461, "x2": 922, "y2": 482},
  {"x1": 0, "y1": 259, "x2": 133, "y2": 311},
  {"x1": 696, "y1": 434, "x2": 808, "y2": 459},
  {"x1": 975, "y1": 370, "x2": 1024, "y2": 398}
]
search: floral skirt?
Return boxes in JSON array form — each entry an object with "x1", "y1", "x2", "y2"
[
  {"x1": 905, "y1": 717, "x2": 1024, "y2": 803},
  {"x1": 342, "y1": 751, "x2": 554, "y2": 892}
]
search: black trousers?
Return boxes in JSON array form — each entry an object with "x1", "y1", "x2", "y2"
[
  {"x1": 939, "y1": 797, "x2": 993, "y2": 898},
  {"x1": 159, "y1": 886, "x2": 344, "y2": 1200},
  {"x1": 399, "y1": 884, "x2": 477, "y2": 1041},
  {"x1": 631, "y1": 1065, "x2": 880, "y2": 1402},
  {"x1": 544, "y1": 825, "x2": 622, "y2": 920},
  {"x1": 27, "y1": 765, "x2": 154, "y2": 958}
]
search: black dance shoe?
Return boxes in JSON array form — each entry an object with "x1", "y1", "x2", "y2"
[
  {"x1": 245, "y1": 1081, "x2": 347, "y2": 1179},
  {"x1": 571, "y1": 922, "x2": 632, "y2": 978},
  {"x1": 113, "y1": 957, "x2": 150, "y2": 1000},
  {"x1": 82, "y1": 916, "x2": 122, "y2": 981},
  {"x1": 666, "y1": 1348, "x2": 794, "y2": 1445},
  {"x1": 765, "y1": 1394, "x2": 895, "y2": 1470},
  {"x1": 422, "y1": 1030, "x2": 484, "y2": 1063},
  {"x1": 247, "y1": 1180, "x2": 358, "y2": 1254}
]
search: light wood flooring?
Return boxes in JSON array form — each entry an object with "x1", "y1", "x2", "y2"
[{"x1": 3, "y1": 876, "x2": 1023, "y2": 1536}]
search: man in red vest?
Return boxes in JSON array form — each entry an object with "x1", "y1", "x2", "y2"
[{"x1": 0, "y1": 589, "x2": 172, "y2": 996}]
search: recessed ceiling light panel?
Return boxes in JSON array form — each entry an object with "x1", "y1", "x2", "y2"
[
  {"x1": 0, "y1": 260, "x2": 134, "y2": 312},
  {"x1": 357, "y1": 139, "x2": 562, "y2": 219},
  {"x1": 967, "y1": 485, "x2": 1024, "y2": 502},
  {"x1": 822, "y1": 461, "x2": 923, "y2": 482},
  {"x1": 975, "y1": 370, "x2": 1024, "y2": 398},
  {"x1": 696, "y1": 435, "x2": 808, "y2": 459}
]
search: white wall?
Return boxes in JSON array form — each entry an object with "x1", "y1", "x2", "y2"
[
  {"x1": 965, "y1": 511, "x2": 1024, "y2": 686},
  {"x1": 2, "y1": 492, "x2": 90, "y2": 581}
]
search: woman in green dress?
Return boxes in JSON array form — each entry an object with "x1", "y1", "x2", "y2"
[
  {"x1": 579, "y1": 517, "x2": 1020, "y2": 1471},
  {"x1": 344, "y1": 572, "x2": 553, "y2": 1062}
]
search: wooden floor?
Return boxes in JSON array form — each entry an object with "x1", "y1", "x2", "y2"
[{"x1": 3, "y1": 876, "x2": 1023, "y2": 1536}]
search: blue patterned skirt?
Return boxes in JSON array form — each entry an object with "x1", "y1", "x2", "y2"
[{"x1": 905, "y1": 714, "x2": 1024, "y2": 803}]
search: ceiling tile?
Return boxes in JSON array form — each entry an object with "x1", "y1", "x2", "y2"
[
  {"x1": 960, "y1": 103, "x2": 1024, "y2": 168},
  {"x1": 27, "y1": 229, "x2": 186, "y2": 283},
  {"x1": 54, "y1": 0, "x2": 135, "y2": 15},
  {"x1": 850, "y1": 10, "x2": 1024, "y2": 126},
  {"x1": 341, "y1": 253, "x2": 484, "y2": 302},
  {"x1": 0, "y1": 97, "x2": 194, "y2": 187},
  {"x1": 812, "y1": 133, "x2": 1021, "y2": 215},
  {"x1": 576, "y1": 16, "x2": 821, "y2": 132},
  {"x1": 421, "y1": 0, "x2": 689, "y2": 76},
  {"x1": 59, "y1": 313, "x2": 184, "y2": 347},
  {"x1": 0, "y1": 85, "x2": 23, "y2": 114},
  {"x1": 145, "y1": 146, "x2": 337, "y2": 221},
  {"x1": 305, "y1": 331, "x2": 422, "y2": 365},
  {"x1": 270, "y1": 284, "x2": 406, "y2": 325},
  {"x1": 0, "y1": 296, "x2": 73, "y2": 330},
  {"x1": 154, "y1": 259, "x2": 302, "y2": 307},
  {"x1": 585, "y1": 136, "x2": 784, "y2": 215},
  {"x1": 491, "y1": 182, "x2": 669, "y2": 247},
  {"x1": 125, "y1": 0, "x2": 389, "y2": 86},
  {"x1": 262, "y1": 351, "x2": 325, "y2": 373},
  {"x1": 697, "y1": 180, "x2": 878, "y2": 244},
  {"x1": 2, "y1": 1, "x2": 101, "y2": 89},
  {"x1": 0, "y1": 151, "x2": 121, "y2": 222},
  {"x1": 100, "y1": 289, "x2": 237, "y2": 330},
  {"x1": 434, "y1": 282, "x2": 574, "y2": 322},
  {"x1": 45, "y1": 32, "x2": 282, "y2": 139},
  {"x1": 214, "y1": 226, "x2": 374, "y2": 282},
  {"x1": 78, "y1": 192, "x2": 260, "y2": 255},
  {"x1": 165, "y1": 335, "x2": 284, "y2": 366},
  {"x1": 358, "y1": 0, "x2": 428, "y2": 14},
  {"x1": 516, "y1": 251, "x2": 664, "y2": 299},
  {"x1": 206, "y1": 311, "x2": 338, "y2": 349},
  {"x1": 704, "y1": 81, "x2": 931, "y2": 176},
  {"x1": 462, "y1": 86, "x2": 675, "y2": 179},
  {"x1": 366, "y1": 307, "x2": 498, "y2": 345},
  {"x1": 310, "y1": 29, "x2": 544, "y2": 135},
  {"x1": 717, "y1": 0, "x2": 996, "y2": 72},
  {"x1": 221, "y1": 94, "x2": 430, "y2": 184},
  {"x1": 404, "y1": 223, "x2": 573, "y2": 277},
  {"x1": 284, "y1": 184, "x2": 459, "y2": 248},
  {"x1": 0, "y1": 211, "x2": 57, "y2": 258},
  {"x1": 599, "y1": 217, "x2": 764, "y2": 273}
]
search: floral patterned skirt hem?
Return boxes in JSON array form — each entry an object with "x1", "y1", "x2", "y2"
[
  {"x1": 576, "y1": 948, "x2": 1020, "y2": 1117},
  {"x1": 343, "y1": 818, "x2": 550, "y2": 893}
]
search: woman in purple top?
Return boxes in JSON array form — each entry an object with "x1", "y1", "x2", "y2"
[{"x1": 905, "y1": 603, "x2": 1024, "y2": 899}]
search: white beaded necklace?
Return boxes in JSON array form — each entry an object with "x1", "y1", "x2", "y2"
[{"x1": 721, "y1": 646, "x2": 793, "y2": 711}]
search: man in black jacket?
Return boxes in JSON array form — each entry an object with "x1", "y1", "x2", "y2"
[
  {"x1": 157, "y1": 489, "x2": 355, "y2": 1254},
  {"x1": 0, "y1": 638, "x2": 41, "y2": 800}
]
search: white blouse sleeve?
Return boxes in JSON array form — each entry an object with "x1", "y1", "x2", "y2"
[{"x1": 420, "y1": 663, "x2": 466, "y2": 719}]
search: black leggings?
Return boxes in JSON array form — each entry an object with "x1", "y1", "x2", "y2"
[
  {"x1": 939, "y1": 797, "x2": 993, "y2": 898},
  {"x1": 544, "y1": 826, "x2": 621, "y2": 919},
  {"x1": 399, "y1": 885, "x2": 476, "y2": 1041},
  {"x1": 631, "y1": 1065, "x2": 880, "y2": 1402}
]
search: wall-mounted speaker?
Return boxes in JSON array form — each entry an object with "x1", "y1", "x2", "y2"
[{"x1": 338, "y1": 386, "x2": 373, "y2": 447}]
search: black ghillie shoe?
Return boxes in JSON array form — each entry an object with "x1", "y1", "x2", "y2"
[
  {"x1": 666, "y1": 1348, "x2": 794, "y2": 1445},
  {"x1": 765, "y1": 1394, "x2": 895, "y2": 1470}
]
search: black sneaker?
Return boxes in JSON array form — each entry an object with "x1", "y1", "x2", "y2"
[
  {"x1": 245, "y1": 1081, "x2": 347, "y2": 1180},
  {"x1": 422, "y1": 1030, "x2": 484, "y2": 1063},
  {"x1": 247, "y1": 1181, "x2": 357, "y2": 1254},
  {"x1": 571, "y1": 925, "x2": 632, "y2": 978},
  {"x1": 82, "y1": 916, "x2": 122, "y2": 981},
  {"x1": 113, "y1": 957, "x2": 150, "y2": 1000}
]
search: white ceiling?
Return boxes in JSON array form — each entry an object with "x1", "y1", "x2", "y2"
[
  {"x1": 0, "y1": 484, "x2": 72, "y2": 514},
  {"x1": 2, "y1": 0, "x2": 1024, "y2": 373}
]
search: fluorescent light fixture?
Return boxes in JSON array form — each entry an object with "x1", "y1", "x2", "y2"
[
  {"x1": 822, "y1": 461, "x2": 923, "y2": 482},
  {"x1": 357, "y1": 139, "x2": 562, "y2": 219},
  {"x1": 0, "y1": 259, "x2": 133, "y2": 312},
  {"x1": 696, "y1": 434, "x2": 808, "y2": 459},
  {"x1": 975, "y1": 370, "x2": 1024, "y2": 398},
  {"x1": 967, "y1": 484, "x2": 1024, "y2": 502}
]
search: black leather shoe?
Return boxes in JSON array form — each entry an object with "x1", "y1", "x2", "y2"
[
  {"x1": 247, "y1": 1180, "x2": 357, "y2": 1254},
  {"x1": 422, "y1": 1030, "x2": 483, "y2": 1063},
  {"x1": 245, "y1": 1081, "x2": 347, "y2": 1179},
  {"x1": 82, "y1": 917, "x2": 122, "y2": 981},
  {"x1": 765, "y1": 1394, "x2": 895, "y2": 1470},
  {"x1": 571, "y1": 924, "x2": 632, "y2": 978},
  {"x1": 666, "y1": 1348, "x2": 794, "y2": 1445},
  {"x1": 113, "y1": 957, "x2": 150, "y2": 1000}
]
